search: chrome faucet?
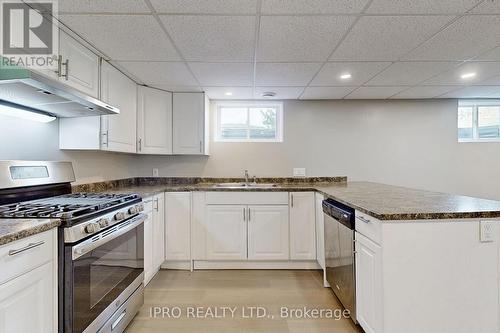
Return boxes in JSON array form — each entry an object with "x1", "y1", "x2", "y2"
[{"x1": 244, "y1": 170, "x2": 249, "y2": 184}]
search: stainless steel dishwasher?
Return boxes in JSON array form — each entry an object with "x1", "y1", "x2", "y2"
[{"x1": 322, "y1": 198, "x2": 357, "y2": 323}]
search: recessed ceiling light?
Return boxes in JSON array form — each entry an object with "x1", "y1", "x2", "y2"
[
  {"x1": 261, "y1": 91, "x2": 276, "y2": 98},
  {"x1": 225, "y1": 92, "x2": 233, "y2": 96},
  {"x1": 461, "y1": 72, "x2": 476, "y2": 80},
  {"x1": 340, "y1": 73, "x2": 352, "y2": 80}
]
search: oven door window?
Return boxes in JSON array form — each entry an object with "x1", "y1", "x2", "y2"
[{"x1": 70, "y1": 223, "x2": 144, "y2": 333}]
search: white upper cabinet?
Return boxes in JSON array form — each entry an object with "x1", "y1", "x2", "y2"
[
  {"x1": 247, "y1": 205, "x2": 289, "y2": 260},
  {"x1": 137, "y1": 86, "x2": 173, "y2": 155},
  {"x1": 172, "y1": 92, "x2": 209, "y2": 155},
  {"x1": 205, "y1": 205, "x2": 247, "y2": 260},
  {"x1": 100, "y1": 61, "x2": 137, "y2": 153},
  {"x1": 165, "y1": 192, "x2": 191, "y2": 261},
  {"x1": 59, "y1": 31, "x2": 100, "y2": 98},
  {"x1": 289, "y1": 192, "x2": 316, "y2": 260}
]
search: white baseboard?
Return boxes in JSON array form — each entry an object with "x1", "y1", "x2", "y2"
[
  {"x1": 193, "y1": 260, "x2": 321, "y2": 270},
  {"x1": 161, "y1": 261, "x2": 191, "y2": 270}
]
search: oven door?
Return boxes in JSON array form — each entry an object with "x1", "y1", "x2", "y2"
[{"x1": 65, "y1": 214, "x2": 145, "y2": 333}]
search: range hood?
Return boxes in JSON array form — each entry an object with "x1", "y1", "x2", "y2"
[{"x1": 0, "y1": 67, "x2": 119, "y2": 117}]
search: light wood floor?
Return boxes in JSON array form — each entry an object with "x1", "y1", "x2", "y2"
[{"x1": 125, "y1": 270, "x2": 363, "y2": 333}]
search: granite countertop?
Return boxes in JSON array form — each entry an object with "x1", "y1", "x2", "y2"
[
  {"x1": 93, "y1": 180, "x2": 500, "y2": 221},
  {"x1": 0, "y1": 219, "x2": 60, "y2": 246}
]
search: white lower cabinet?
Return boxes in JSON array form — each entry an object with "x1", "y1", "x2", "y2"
[
  {"x1": 355, "y1": 232, "x2": 383, "y2": 333},
  {"x1": 206, "y1": 205, "x2": 247, "y2": 260},
  {"x1": 289, "y1": 192, "x2": 316, "y2": 260},
  {"x1": 143, "y1": 209, "x2": 154, "y2": 285},
  {"x1": 248, "y1": 205, "x2": 289, "y2": 260},
  {"x1": 144, "y1": 193, "x2": 165, "y2": 285},
  {"x1": 0, "y1": 229, "x2": 57, "y2": 333},
  {"x1": 165, "y1": 192, "x2": 191, "y2": 261}
]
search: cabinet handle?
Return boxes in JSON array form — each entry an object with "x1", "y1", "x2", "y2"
[
  {"x1": 154, "y1": 198, "x2": 159, "y2": 211},
  {"x1": 55, "y1": 55, "x2": 62, "y2": 77},
  {"x1": 291, "y1": 194, "x2": 294, "y2": 207},
  {"x1": 243, "y1": 208, "x2": 246, "y2": 221},
  {"x1": 8, "y1": 241, "x2": 45, "y2": 256},
  {"x1": 248, "y1": 208, "x2": 251, "y2": 221},
  {"x1": 62, "y1": 59, "x2": 69, "y2": 80},
  {"x1": 138, "y1": 138, "x2": 142, "y2": 152},
  {"x1": 356, "y1": 216, "x2": 371, "y2": 224}
]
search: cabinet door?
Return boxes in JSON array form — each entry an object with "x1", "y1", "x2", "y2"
[
  {"x1": 143, "y1": 213, "x2": 154, "y2": 285},
  {"x1": 101, "y1": 61, "x2": 137, "y2": 153},
  {"x1": 0, "y1": 262, "x2": 55, "y2": 333},
  {"x1": 165, "y1": 192, "x2": 191, "y2": 261},
  {"x1": 59, "y1": 31, "x2": 100, "y2": 98},
  {"x1": 172, "y1": 92, "x2": 205, "y2": 155},
  {"x1": 153, "y1": 193, "x2": 165, "y2": 270},
  {"x1": 206, "y1": 205, "x2": 247, "y2": 260},
  {"x1": 137, "y1": 87, "x2": 173, "y2": 155},
  {"x1": 315, "y1": 193, "x2": 326, "y2": 269},
  {"x1": 355, "y1": 232, "x2": 383, "y2": 333},
  {"x1": 289, "y1": 192, "x2": 316, "y2": 260},
  {"x1": 248, "y1": 205, "x2": 289, "y2": 260}
]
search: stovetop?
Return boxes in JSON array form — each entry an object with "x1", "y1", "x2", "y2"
[{"x1": 0, "y1": 193, "x2": 141, "y2": 225}]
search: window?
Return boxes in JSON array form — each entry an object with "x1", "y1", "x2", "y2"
[
  {"x1": 458, "y1": 100, "x2": 500, "y2": 142},
  {"x1": 215, "y1": 102, "x2": 283, "y2": 142}
]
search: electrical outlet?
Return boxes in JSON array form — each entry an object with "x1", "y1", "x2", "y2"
[
  {"x1": 152, "y1": 168, "x2": 159, "y2": 177},
  {"x1": 293, "y1": 168, "x2": 306, "y2": 177},
  {"x1": 480, "y1": 221, "x2": 495, "y2": 243}
]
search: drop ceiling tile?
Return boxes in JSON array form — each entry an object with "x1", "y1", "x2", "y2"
[
  {"x1": 390, "y1": 86, "x2": 460, "y2": 99},
  {"x1": 403, "y1": 16, "x2": 500, "y2": 61},
  {"x1": 330, "y1": 15, "x2": 454, "y2": 61},
  {"x1": 258, "y1": 16, "x2": 355, "y2": 62},
  {"x1": 189, "y1": 63, "x2": 253, "y2": 86},
  {"x1": 367, "y1": 61, "x2": 459, "y2": 86},
  {"x1": 60, "y1": 15, "x2": 181, "y2": 61},
  {"x1": 203, "y1": 87, "x2": 253, "y2": 99},
  {"x1": 345, "y1": 86, "x2": 406, "y2": 99},
  {"x1": 254, "y1": 87, "x2": 304, "y2": 99},
  {"x1": 471, "y1": 0, "x2": 500, "y2": 13},
  {"x1": 151, "y1": 85, "x2": 202, "y2": 92},
  {"x1": 255, "y1": 63, "x2": 322, "y2": 86},
  {"x1": 59, "y1": 0, "x2": 150, "y2": 13},
  {"x1": 161, "y1": 15, "x2": 256, "y2": 62},
  {"x1": 150, "y1": 0, "x2": 257, "y2": 14},
  {"x1": 300, "y1": 86, "x2": 356, "y2": 99},
  {"x1": 261, "y1": 0, "x2": 369, "y2": 14},
  {"x1": 475, "y1": 46, "x2": 500, "y2": 61},
  {"x1": 310, "y1": 62, "x2": 390, "y2": 86},
  {"x1": 424, "y1": 62, "x2": 500, "y2": 85},
  {"x1": 439, "y1": 86, "x2": 500, "y2": 98},
  {"x1": 366, "y1": 0, "x2": 481, "y2": 14},
  {"x1": 116, "y1": 62, "x2": 198, "y2": 86}
]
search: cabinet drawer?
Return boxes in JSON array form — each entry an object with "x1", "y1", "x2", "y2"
[
  {"x1": 355, "y1": 210, "x2": 382, "y2": 244},
  {"x1": 205, "y1": 192, "x2": 288, "y2": 205},
  {"x1": 0, "y1": 229, "x2": 55, "y2": 285}
]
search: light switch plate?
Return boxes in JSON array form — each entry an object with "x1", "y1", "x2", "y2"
[
  {"x1": 293, "y1": 168, "x2": 306, "y2": 177},
  {"x1": 152, "y1": 168, "x2": 159, "y2": 177},
  {"x1": 480, "y1": 221, "x2": 495, "y2": 243}
]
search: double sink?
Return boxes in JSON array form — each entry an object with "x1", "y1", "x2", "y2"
[{"x1": 213, "y1": 182, "x2": 278, "y2": 189}]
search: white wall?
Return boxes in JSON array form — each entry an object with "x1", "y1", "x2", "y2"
[
  {"x1": 2, "y1": 99, "x2": 499, "y2": 201},
  {"x1": 0, "y1": 116, "x2": 137, "y2": 184},
  {"x1": 136, "y1": 99, "x2": 500, "y2": 201}
]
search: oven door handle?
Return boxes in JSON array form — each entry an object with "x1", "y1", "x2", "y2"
[{"x1": 72, "y1": 214, "x2": 146, "y2": 260}]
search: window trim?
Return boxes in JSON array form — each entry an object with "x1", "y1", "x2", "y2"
[
  {"x1": 215, "y1": 101, "x2": 284, "y2": 143},
  {"x1": 458, "y1": 100, "x2": 500, "y2": 143}
]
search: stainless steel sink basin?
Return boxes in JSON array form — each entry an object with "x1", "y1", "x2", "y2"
[{"x1": 213, "y1": 182, "x2": 278, "y2": 188}]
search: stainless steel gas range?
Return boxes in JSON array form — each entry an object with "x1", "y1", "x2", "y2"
[{"x1": 0, "y1": 160, "x2": 145, "y2": 333}]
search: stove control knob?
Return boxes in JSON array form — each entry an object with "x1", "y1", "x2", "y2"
[
  {"x1": 137, "y1": 204, "x2": 144, "y2": 212},
  {"x1": 98, "y1": 218, "x2": 109, "y2": 228},
  {"x1": 128, "y1": 206, "x2": 138, "y2": 215},
  {"x1": 114, "y1": 212, "x2": 125, "y2": 221},
  {"x1": 84, "y1": 222, "x2": 100, "y2": 234}
]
